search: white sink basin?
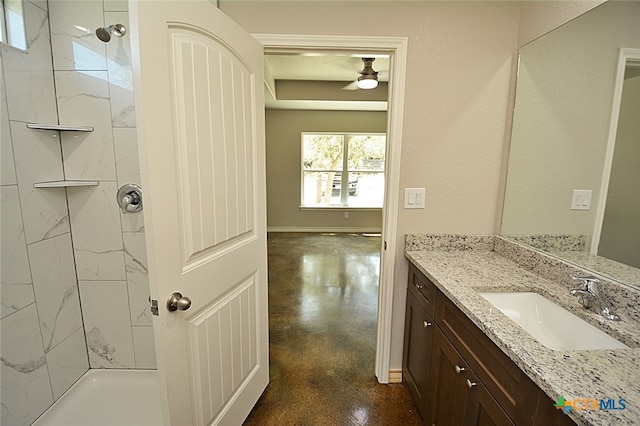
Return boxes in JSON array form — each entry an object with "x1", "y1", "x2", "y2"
[{"x1": 479, "y1": 292, "x2": 629, "y2": 351}]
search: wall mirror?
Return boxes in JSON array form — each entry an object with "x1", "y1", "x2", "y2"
[{"x1": 501, "y1": 0, "x2": 640, "y2": 288}]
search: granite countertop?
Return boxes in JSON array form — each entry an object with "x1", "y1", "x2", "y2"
[{"x1": 405, "y1": 245, "x2": 640, "y2": 425}]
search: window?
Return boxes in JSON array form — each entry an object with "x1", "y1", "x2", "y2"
[
  {"x1": 301, "y1": 132, "x2": 386, "y2": 208},
  {"x1": 1, "y1": 0, "x2": 27, "y2": 51}
]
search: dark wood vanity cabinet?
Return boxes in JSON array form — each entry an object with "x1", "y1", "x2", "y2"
[
  {"x1": 403, "y1": 262, "x2": 439, "y2": 420},
  {"x1": 403, "y1": 289, "x2": 434, "y2": 420},
  {"x1": 403, "y1": 263, "x2": 576, "y2": 426},
  {"x1": 428, "y1": 325, "x2": 513, "y2": 425}
]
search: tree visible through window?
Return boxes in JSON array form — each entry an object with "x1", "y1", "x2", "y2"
[{"x1": 301, "y1": 133, "x2": 386, "y2": 208}]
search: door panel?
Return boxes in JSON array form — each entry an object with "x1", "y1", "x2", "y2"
[
  {"x1": 188, "y1": 275, "x2": 258, "y2": 425},
  {"x1": 169, "y1": 27, "x2": 255, "y2": 262}
]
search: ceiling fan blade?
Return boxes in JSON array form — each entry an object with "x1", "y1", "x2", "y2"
[{"x1": 341, "y1": 80, "x2": 360, "y2": 90}]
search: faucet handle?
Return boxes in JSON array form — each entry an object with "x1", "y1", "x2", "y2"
[
  {"x1": 572, "y1": 276, "x2": 599, "y2": 290},
  {"x1": 570, "y1": 276, "x2": 620, "y2": 321},
  {"x1": 572, "y1": 276, "x2": 600, "y2": 283}
]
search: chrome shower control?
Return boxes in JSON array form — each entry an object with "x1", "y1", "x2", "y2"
[
  {"x1": 96, "y1": 23, "x2": 126, "y2": 42},
  {"x1": 116, "y1": 183, "x2": 143, "y2": 214}
]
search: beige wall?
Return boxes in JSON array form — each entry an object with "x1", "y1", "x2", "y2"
[
  {"x1": 265, "y1": 109, "x2": 386, "y2": 231},
  {"x1": 219, "y1": 0, "x2": 600, "y2": 372},
  {"x1": 517, "y1": 0, "x2": 604, "y2": 47}
]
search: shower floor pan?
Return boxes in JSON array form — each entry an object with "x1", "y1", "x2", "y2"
[{"x1": 32, "y1": 369, "x2": 162, "y2": 426}]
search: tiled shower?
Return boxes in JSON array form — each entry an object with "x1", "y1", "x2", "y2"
[{"x1": 1, "y1": 1, "x2": 155, "y2": 425}]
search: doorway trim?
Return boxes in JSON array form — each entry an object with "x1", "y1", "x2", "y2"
[
  {"x1": 253, "y1": 34, "x2": 408, "y2": 383},
  {"x1": 591, "y1": 47, "x2": 640, "y2": 255}
]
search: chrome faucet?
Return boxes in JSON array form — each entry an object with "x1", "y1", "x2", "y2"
[{"x1": 570, "y1": 276, "x2": 620, "y2": 321}]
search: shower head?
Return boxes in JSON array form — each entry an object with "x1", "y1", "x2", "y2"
[{"x1": 95, "y1": 23, "x2": 126, "y2": 43}]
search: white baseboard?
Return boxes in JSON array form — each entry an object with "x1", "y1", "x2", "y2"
[
  {"x1": 387, "y1": 369, "x2": 403, "y2": 384},
  {"x1": 267, "y1": 226, "x2": 382, "y2": 234}
]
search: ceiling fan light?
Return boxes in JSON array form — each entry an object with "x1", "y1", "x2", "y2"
[{"x1": 357, "y1": 75, "x2": 378, "y2": 89}]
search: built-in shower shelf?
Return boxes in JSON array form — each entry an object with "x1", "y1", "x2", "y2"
[
  {"x1": 26, "y1": 123, "x2": 94, "y2": 132},
  {"x1": 33, "y1": 180, "x2": 99, "y2": 188}
]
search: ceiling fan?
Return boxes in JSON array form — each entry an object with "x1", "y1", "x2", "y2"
[{"x1": 342, "y1": 58, "x2": 386, "y2": 90}]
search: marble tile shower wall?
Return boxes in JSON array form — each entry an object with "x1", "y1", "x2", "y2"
[{"x1": 1, "y1": 1, "x2": 154, "y2": 425}]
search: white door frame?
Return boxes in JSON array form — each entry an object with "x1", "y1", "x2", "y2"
[
  {"x1": 591, "y1": 48, "x2": 640, "y2": 254},
  {"x1": 252, "y1": 34, "x2": 408, "y2": 384}
]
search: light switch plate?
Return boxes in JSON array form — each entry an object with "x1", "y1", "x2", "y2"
[
  {"x1": 404, "y1": 188, "x2": 426, "y2": 209},
  {"x1": 571, "y1": 189, "x2": 592, "y2": 210}
]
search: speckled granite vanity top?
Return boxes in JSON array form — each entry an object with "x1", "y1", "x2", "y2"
[{"x1": 405, "y1": 234, "x2": 640, "y2": 425}]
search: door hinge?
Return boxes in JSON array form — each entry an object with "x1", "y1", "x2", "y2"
[
  {"x1": 384, "y1": 240, "x2": 387, "y2": 251},
  {"x1": 150, "y1": 299, "x2": 159, "y2": 316}
]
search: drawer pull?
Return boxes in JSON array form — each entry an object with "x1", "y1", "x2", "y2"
[
  {"x1": 455, "y1": 365, "x2": 466, "y2": 374},
  {"x1": 414, "y1": 282, "x2": 425, "y2": 290},
  {"x1": 423, "y1": 321, "x2": 432, "y2": 328},
  {"x1": 466, "y1": 379, "x2": 477, "y2": 389}
]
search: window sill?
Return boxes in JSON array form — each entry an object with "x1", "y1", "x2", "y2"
[{"x1": 299, "y1": 206, "x2": 382, "y2": 211}]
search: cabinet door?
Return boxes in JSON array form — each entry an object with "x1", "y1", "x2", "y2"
[
  {"x1": 403, "y1": 291, "x2": 434, "y2": 418},
  {"x1": 436, "y1": 295, "x2": 538, "y2": 422},
  {"x1": 426, "y1": 327, "x2": 468, "y2": 425},
  {"x1": 463, "y1": 370, "x2": 514, "y2": 426}
]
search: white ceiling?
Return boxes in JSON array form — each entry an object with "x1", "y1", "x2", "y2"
[{"x1": 264, "y1": 54, "x2": 390, "y2": 111}]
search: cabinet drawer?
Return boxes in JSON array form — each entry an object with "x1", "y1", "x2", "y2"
[
  {"x1": 436, "y1": 295, "x2": 539, "y2": 424},
  {"x1": 407, "y1": 263, "x2": 437, "y2": 318}
]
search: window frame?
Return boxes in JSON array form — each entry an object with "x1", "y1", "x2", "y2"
[
  {"x1": 300, "y1": 131, "x2": 386, "y2": 209},
  {"x1": 0, "y1": 0, "x2": 27, "y2": 52}
]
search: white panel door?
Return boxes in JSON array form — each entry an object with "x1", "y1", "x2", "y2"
[{"x1": 129, "y1": 1, "x2": 268, "y2": 424}]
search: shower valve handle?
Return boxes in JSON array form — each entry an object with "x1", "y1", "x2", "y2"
[{"x1": 117, "y1": 183, "x2": 143, "y2": 214}]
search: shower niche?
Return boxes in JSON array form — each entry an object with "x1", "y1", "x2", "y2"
[{"x1": 26, "y1": 123, "x2": 99, "y2": 188}]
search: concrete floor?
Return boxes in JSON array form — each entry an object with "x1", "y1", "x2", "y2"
[{"x1": 244, "y1": 233, "x2": 424, "y2": 425}]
